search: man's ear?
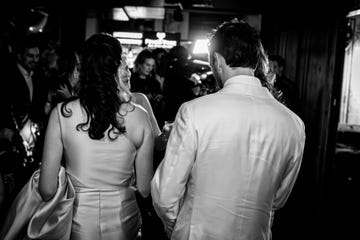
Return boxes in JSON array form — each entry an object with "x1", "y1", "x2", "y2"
[{"x1": 213, "y1": 52, "x2": 223, "y2": 73}]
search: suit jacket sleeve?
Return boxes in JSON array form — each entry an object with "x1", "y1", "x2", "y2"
[
  {"x1": 151, "y1": 102, "x2": 197, "y2": 230},
  {"x1": 273, "y1": 120, "x2": 305, "y2": 210}
]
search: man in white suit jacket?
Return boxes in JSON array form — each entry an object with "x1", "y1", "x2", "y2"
[{"x1": 151, "y1": 19, "x2": 305, "y2": 240}]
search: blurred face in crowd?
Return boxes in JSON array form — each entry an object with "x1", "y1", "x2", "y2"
[
  {"x1": 138, "y1": 57, "x2": 155, "y2": 78},
  {"x1": 69, "y1": 53, "x2": 81, "y2": 86},
  {"x1": 41, "y1": 47, "x2": 58, "y2": 71},
  {"x1": 18, "y1": 47, "x2": 40, "y2": 72},
  {"x1": 269, "y1": 60, "x2": 283, "y2": 77},
  {"x1": 118, "y1": 55, "x2": 131, "y2": 89},
  {"x1": 155, "y1": 51, "x2": 165, "y2": 65}
]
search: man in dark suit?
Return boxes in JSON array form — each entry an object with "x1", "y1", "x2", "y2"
[{"x1": 0, "y1": 34, "x2": 46, "y2": 221}]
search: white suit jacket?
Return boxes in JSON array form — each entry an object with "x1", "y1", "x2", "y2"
[{"x1": 151, "y1": 75, "x2": 305, "y2": 240}]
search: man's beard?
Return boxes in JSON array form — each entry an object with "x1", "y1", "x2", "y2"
[{"x1": 26, "y1": 62, "x2": 36, "y2": 71}]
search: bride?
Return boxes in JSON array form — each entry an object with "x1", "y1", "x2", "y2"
[{"x1": 0, "y1": 33, "x2": 158, "y2": 240}]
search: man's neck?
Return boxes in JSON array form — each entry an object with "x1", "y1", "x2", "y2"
[{"x1": 223, "y1": 67, "x2": 254, "y2": 85}]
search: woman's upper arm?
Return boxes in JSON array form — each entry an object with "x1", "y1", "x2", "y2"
[
  {"x1": 127, "y1": 107, "x2": 155, "y2": 197},
  {"x1": 135, "y1": 123, "x2": 154, "y2": 197},
  {"x1": 39, "y1": 107, "x2": 63, "y2": 201}
]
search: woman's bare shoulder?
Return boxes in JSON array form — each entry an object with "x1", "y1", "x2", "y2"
[
  {"x1": 121, "y1": 102, "x2": 153, "y2": 148},
  {"x1": 121, "y1": 102, "x2": 149, "y2": 123},
  {"x1": 132, "y1": 92, "x2": 148, "y2": 105}
]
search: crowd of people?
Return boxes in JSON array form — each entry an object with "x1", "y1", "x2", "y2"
[
  {"x1": 0, "y1": 18, "x2": 305, "y2": 240},
  {"x1": 129, "y1": 45, "x2": 219, "y2": 130}
]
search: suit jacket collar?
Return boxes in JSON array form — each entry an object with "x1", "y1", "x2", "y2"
[
  {"x1": 219, "y1": 75, "x2": 274, "y2": 99},
  {"x1": 17, "y1": 63, "x2": 33, "y2": 78}
]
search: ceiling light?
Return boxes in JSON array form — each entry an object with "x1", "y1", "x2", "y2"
[
  {"x1": 124, "y1": 6, "x2": 165, "y2": 19},
  {"x1": 27, "y1": 9, "x2": 48, "y2": 33},
  {"x1": 192, "y1": 0, "x2": 214, "y2": 8},
  {"x1": 113, "y1": 8, "x2": 129, "y2": 21},
  {"x1": 193, "y1": 39, "x2": 209, "y2": 55}
]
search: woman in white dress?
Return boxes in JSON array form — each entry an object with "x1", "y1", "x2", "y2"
[{"x1": 39, "y1": 33, "x2": 154, "y2": 240}]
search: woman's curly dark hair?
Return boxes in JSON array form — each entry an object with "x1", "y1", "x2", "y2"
[
  {"x1": 253, "y1": 43, "x2": 283, "y2": 103},
  {"x1": 61, "y1": 33, "x2": 133, "y2": 140}
]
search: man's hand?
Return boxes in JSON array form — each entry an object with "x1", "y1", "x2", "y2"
[{"x1": 164, "y1": 219, "x2": 176, "y2": 239}]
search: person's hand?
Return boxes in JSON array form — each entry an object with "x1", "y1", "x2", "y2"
[
  {"x1": 57, "y1": 85, "x2": 72, "y2": 99},
  {"x1": 190, "y1": 73, "x2": 201, "y2": 85},
  {"x1": 164, "y1": 219, "x2": 176, "y2": 239},
  {"x1": 162, "y1": 121, "x2": 174, "y2": 140},
  {"x1": 154, "y1": 121, "x2": 174, "y2": 152},
  {"x1": 154, "y1": 94, "x2": 163, "y2": 102}
]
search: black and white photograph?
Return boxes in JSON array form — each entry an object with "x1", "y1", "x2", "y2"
[{"x1": 0, "y1": 0, "x2": 359, "y2": 239}]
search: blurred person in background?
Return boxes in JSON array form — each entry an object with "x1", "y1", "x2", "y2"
[
  {"x1": 153, "y1": 48, "x2": 168, "y2": 90},
  {"x1": 131, "y1": 48, "x2": 164, "y2": 128},
  {"x1": 151, "y1": 19, "x2": 305, "y2": 240},
  {"x1": 0, "y1": 34, "x2": 46, "y2": 221},
  {"x1": 0, "y1": 17, "x2": 16, "y2": 226},
  {"x1": 44, "y1": 46, "x2": 81, "y2": 115},
  {"x1": 162, "y1": 46, "x2": 195, "y2": 122},
  {"x1": 38, "y1": 41, "x2": 59, "y2": 91},
  {"x1": 268, "y1": 55, "x2": 299, "y2": 114},
  {"x1": 131, "y1": 49, "x2": 161, "y2": 103},
  {"x1": 121, "y1": 54, "x2": 161, "y2": 138},
  {"x1": 189, "y1": 72, "x2": 202, "y2": 98}
]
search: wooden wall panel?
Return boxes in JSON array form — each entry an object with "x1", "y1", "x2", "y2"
[
  {"x1": 261, "y1": 14, "x2": 344, "y2": 239},
  {"x1": 301, "y1": 20, "x2": 338, "y2": 200},
  {"x1": 281, "y1": 29, "x2": 300, "y2": 82}
]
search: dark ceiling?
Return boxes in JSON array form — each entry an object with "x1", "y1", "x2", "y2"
[{"x1": 2, "y1": 0, "x2": 351, "y2": 19}]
